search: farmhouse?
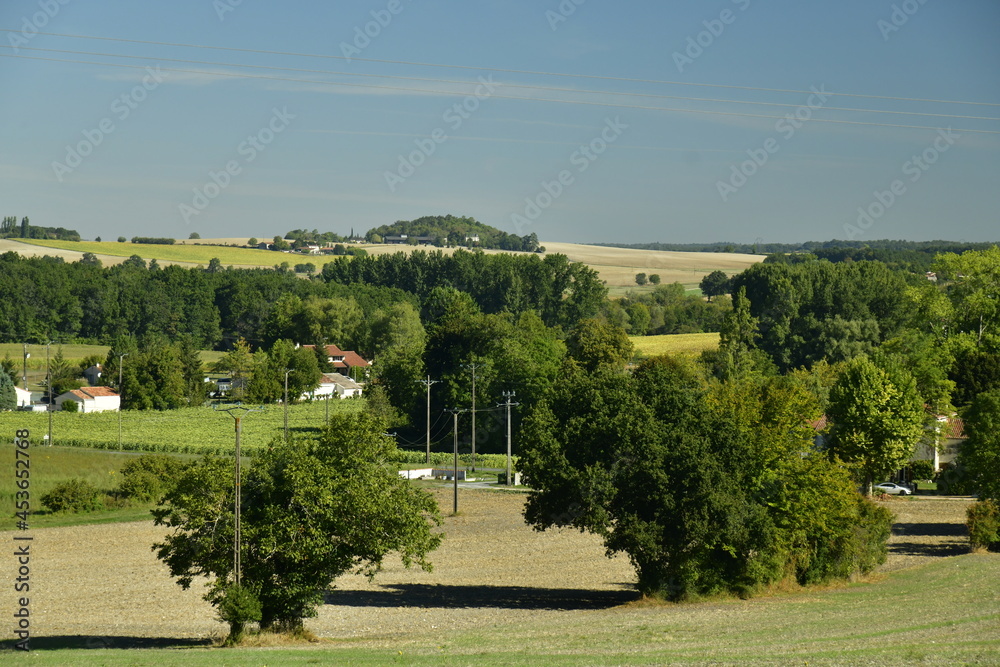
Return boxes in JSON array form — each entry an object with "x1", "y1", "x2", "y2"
[
  {"x1": 54, "y1": 386, "x2": 121, "y2": 413},
  {"x1": 306, "y1": 372, "x2": 363, "y2": 400},
  {"x1": 299, "y1": 344, "x2": 371, "y2": 379}
]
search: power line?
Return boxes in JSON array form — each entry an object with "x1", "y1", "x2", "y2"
[
  {"x1": 4, "y1": 53, "x2": 998, "y2": 135},
  {"x1": 4, "y1": 44, "x2": 997, "y2": 123},
  {"x1": 10, "y1": 28, "x2": 1000, "y2": 108}
]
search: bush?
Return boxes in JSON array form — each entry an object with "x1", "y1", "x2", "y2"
[
  {"x1": 909, "y1": 459, "x2": 935, "y2": 481},
  {"x1": 967, "y1": 500, "x2": 1000, "y2": 551},
  {"x1": 41, "y1": 478, "x2": 103, "y2": 513},
  {"x1": 215, "y1": 583, "x2": 262, "y2": 644},
  {"x1": 117, "y1": 454, "x2": 190, "y2": 502},
  {"x1": 61, "y1": 399, "x2": 79, "y2": 413}
]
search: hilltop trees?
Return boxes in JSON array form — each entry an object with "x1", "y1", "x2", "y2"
[{"x1": 153, "y1": 413, "x2": 442, "y2": 637}]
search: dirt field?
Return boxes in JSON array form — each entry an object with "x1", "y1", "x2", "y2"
[{"x1": 0, "y1": 488, "x2": 974, "y2": 649}]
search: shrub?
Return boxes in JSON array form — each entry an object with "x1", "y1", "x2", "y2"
[
  {"x1": 967, "y1": 500, "x2": 1000, "y2": 551},
  {"x1": 117, "y1": 454, "x2": 191, "y2": 503},
  {"x1": 909, "y1": 459, "x2": 935, "y2": 481},
  {"x1": 61, "y1": 399, "x2": 79, "y2": 413},
  {"x1": 41, "y1": 478, "x2": 103, "y2": 513},
  {"x1": 215, "y1": 583, "x2": 262, "y2": 644}
]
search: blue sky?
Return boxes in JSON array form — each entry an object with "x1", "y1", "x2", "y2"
[{"x1": 1, "y1": 0, "x2": 998, "y2": 244}]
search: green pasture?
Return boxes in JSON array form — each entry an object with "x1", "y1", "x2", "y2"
[
  {"x1": 630, "y1": 332, "x2": 720, "y2": 358},
  {"x1": 2, "y1": 552, "x2": 997, "y2": 664}
]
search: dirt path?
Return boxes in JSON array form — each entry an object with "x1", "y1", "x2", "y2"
[{"x1": 0, "y1": 489, "x2": 973, "y2": 647}]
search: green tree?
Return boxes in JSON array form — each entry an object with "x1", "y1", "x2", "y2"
[
  {"x1": 700, "y1": 270, "x2": 731, "y2": 301},
  {"x1": 189, "y1": 232, "x2": 201, "y2": 240},
  {"x1": 247, "y1": 237, "x2": 258, "y2": 247},
  {"x1": 625, "y1": 302, "x2": 651, "y2": 336},
  {"x1": 0, "y1": 368, "x2": 16, "y2": 410},
  {"x1": 521, "y1": 358, "x2": 892, "y2": 600},
  {"x1": 635, "y1": 272, "x2": 648, "y2": 286},
  {"x1": 153, "y1": 412, "x2": 442, "y2": 636},
  {"x1": 566, "y1": 318, "x2": 633, "y2": 370},
  {"x1": 933, "y1": 246, "x2": 1000, "y2": 344},
  {"x1": 960, "y1": 389, "x2": 1000, "y2": 501},
  {"x1": 117, "y1": 236, "x2": 127, "y2": 243},
  {"x1": 49, "y1": 346, "x2": 82, "y2": 396},
  {"x1": 827, "y1": 356, "x2": 925, "y2": 494},
  {"x1": 649, "y1": 274, "x2": 661, "y2": 285},
  {"x1": 177, "y1": 335, "x2": 206, "y2": 406},
  {"x1": 714, "y1": 286, "x2": 766, "y2": 380}
]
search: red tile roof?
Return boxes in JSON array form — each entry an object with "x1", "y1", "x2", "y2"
[{"x1": 69, "y1": 387, "x2": 119, "y2": 400}]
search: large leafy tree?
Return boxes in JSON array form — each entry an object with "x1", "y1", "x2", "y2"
[
  {"x1": 827, "y1": 356, "x2": 925, "y2": 493},
  {"x1": 960, "y1": 389, "x2": 1000, "y2": 501},
  {"x1": 521, "y1": 358, "x2": 892, "y2": 600},
  {"x1": 699, "y1": 270, "x2": 730, "y2": 301},
  {"x1": 153, "y1": 412, "x2": 442, "y2": 635}
]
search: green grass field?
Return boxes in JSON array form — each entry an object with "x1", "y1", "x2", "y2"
[
  {"x1": 0, "y1": 399, "x2": 365, "y2": 456},
  {"x1": 631, "y1": 332, "x2": 720, "y2": 358},
  {"x1": 3, "y1": 553, "x2": 997, "y2": 663}
]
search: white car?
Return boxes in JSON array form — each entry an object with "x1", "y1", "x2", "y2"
[{"x1": 875, "y1": 482, "x2": 911, "y2": 496}]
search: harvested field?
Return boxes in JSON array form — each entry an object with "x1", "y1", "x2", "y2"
[{"x1": 0, "y1": 488, "x2": 983, "y2": 653}]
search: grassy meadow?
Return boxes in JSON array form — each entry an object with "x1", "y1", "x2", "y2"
[{"x1": 0, "y1": 444, "x2": 170, "y2": 528}]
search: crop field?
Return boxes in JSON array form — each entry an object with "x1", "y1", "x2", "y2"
[
  {"x1": 8, "y1": 238, "x2": 764, "y2": 289},
  {"x1": 0, "y1": 399, "x2": 365, "y2": 455},
  {"x1": 11, "y1": 238, "x2": 293, "y2": 268},
  {"x1": 542, "y1": 242, "x2": 763, "y2": 288},
  {"x1": 631, "y1": 332, "x2": 720, "y2": 358},
  {"x1": 0, "y1": 488, "x2": 994, "y2": 665}
]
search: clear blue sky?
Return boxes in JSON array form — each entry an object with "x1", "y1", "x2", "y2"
[{"x1": 1, "y1": 0, "x2": 998, "y2": 244}]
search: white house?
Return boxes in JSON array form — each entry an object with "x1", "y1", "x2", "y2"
[
  {"x1": 14, "y1": 386, "x2": 31, "y2": 408},
  {"x1": 54, "y1": 386, "x2": 121, "y2": 413},
  {"x1": 306, "y1": 373, "x2": 363, "y2": 400}
]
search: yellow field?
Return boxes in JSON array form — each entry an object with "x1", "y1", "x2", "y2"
[
  {"x1": 543, "y1": 242, "x2": 762, "y2": 288},
  {"x1": 7, "y1": 238, "x2": 764, "y2": 288},
  {"x1": 630, "y1": 332, "x2": 720, "y2": 357}
]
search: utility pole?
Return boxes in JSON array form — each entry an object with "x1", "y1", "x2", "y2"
[
  {"x1": 215, "y1": 404, "x2": 264, "y2": 587},
  {"x1": 500, "y1": 391, "x2": 519, "y2": 486},
  {"x1": 283, "y1": 368, "x2": 292, "y2": 442},
  {"x1": 46, "y1": 342, "x2": 52, "y2": 447},
  {"x1": 462, "y1": 362, "x2": 483, "y2": 472},
  {"x1": 117, "y1": 352, "x2": 129, "y2": 449},
  {"x1": 22, "y1": 344, "x2": 29, "y2": 391},
  {"x1": 447, "y1": 408, "x2": 468, "y2": 515},
  {"x1": 416, "y1": 375, "x2": 439, "y2": 464}
]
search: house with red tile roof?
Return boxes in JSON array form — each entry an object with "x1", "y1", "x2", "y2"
[
  {"x1": 54, "y1": 386, "x2": 121, "y2": 413},
  {"x1": 299, "y1": 344, "x2": 371, "y2": 381}
]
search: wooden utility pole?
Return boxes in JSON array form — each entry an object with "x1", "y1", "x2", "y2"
[
  {"x1": 215, "y1": 404, "x2": 264, "y2": 586},
  {"x1": 447, "y1": 408, "x2": 468, "y2": 515},
  {"x1": 500, "y1": 391, "x2": 519, "y2": 486},
  {"x1": 463, "y1": 362, "x2": 483, "y2": 471},
  {"x1": 416, "y1": 376, "x2": 439, "y2": 463},
  {"x1": 117, "y1": 352, "x2": 128, "y2": 449}
]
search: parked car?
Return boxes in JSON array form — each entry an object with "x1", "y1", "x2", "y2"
[{"x1": 875, "y1": 482, "x2": 911, "y2": 496}]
